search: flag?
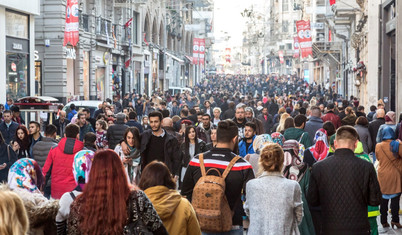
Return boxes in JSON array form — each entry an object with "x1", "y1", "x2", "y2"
[
  {"x1": 329, "y1": 0, "x2": 336, "y2": 5},
  {"x1": 193, "y1": 38, "x2": 200, "y2": 64},
  {"x1": 125, "y1": 58, "x2": 131, "y2": 68},
  {"x1": 293, "y1": 36, "x2": 300, "y2": 58},
  {"x1": 199, "y1": 39, "x2": 205, "y2": 65},
  {"x1": 296, "y1": 20, "x2": 313, "y2": 58},
  {"x1": 63, "y1": 0, "x2": 79, "y2": 46},
  {"x1": 125, "y1": 18, "x2": 133, "y2": 28},
  {"x1": 143, "y1": 33, "x2": 149, "y2": 46},
  {"x1": 279, "y1": 51, "x2": 284, "y2": 64}
]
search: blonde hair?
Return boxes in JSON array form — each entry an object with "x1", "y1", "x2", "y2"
[
  {"x1": 277, "y1": 113, "x2": 290, "y2": 133},
  {"x1": 259, "y1": 143, "x2": 284, "y2": 174},
  {"x1": 0, "y1": 189, "x2": 29, "y2": 235}
]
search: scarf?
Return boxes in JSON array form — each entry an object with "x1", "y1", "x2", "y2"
[
  {"x1": 381, "y1": 126, "x2": 400, "y2": 156},
  {"x1": 309, "y1": 129, "x2": 329, "y2": 161},
  {"x1": 253, "y1": 134, "x2": 273, "y2": 154},
  {"x1": 8, "y1": 158, "x2": 44, "y2": 193},
  {"x1": 73, "y1": 150, "x2": 95, "y2": 185},
  {"x1": 271, "y1": 132, "x2": 285, "y2": 147},
  {"x1": 282, "y1": 140, "x2": 307, "y2": 182}
]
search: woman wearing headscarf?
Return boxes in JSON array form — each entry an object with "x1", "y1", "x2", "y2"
[
  {"x1": 7, "y1": 158, "x2": 59, "y2": 234},
  {"x1": 283, "y1": 140, "x2": 315, "y2": 235},
  {"x1": 303, "y1": 129, "x2": 330, "y2": 167},
  {"x1": 56, "y1": 150, "x2": 95, "y2": 235},
  {"x1": 271, "y1": 132, "x2": 286, "y2": 147},
  {"x1": 376, "y1": 111, "x2": 399, "y2": 143},
  {"x1": 245, "y1": 134, "x2": 273, "y2": 177},
  {"x1": 375, "y1": 126, "x2": 402, "y2": 229}
]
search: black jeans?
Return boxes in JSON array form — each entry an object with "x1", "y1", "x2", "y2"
[{"x1": 380, "y1": 195, "x2": 401, "y2": 224}]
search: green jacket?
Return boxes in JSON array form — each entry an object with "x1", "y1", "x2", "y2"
[
  {"x1": 283, "y1": 127, "x2": 313, "y2": 148},
  {"x1": 354, "y1": 142, "x2": 380, "y2": 218}
]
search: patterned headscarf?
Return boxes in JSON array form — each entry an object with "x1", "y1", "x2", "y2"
[
  {"x1": 253, "y1": 134, "x2": 273, "y2": 154},
  {"x1": 308, "y1": 129, "x2": 330, "y2": 161},
  {"x1": 271, "y1": 132, "x2": 285, "y2": 147},
  {"x1": 8, "y1": 158, "x2": 44, "y2": 193},
  {"x1": 283, "y1": 140, "x2": 307, "y2": 182},
  {"x1": 73, "y1": 150, "x2": 95, "y2": 185}
]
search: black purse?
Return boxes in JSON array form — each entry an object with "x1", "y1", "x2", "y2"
[{"x1": 124, "y1": 193, "x2": 153, "y2": 235}]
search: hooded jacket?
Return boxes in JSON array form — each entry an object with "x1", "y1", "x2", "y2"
[
  {"x1": 42, "y1": 138, "x2": 84, "y2": 199},
  {"x1": 283, "y1": 127, "x2": 313, "y2": 148},
  {"x1": 144, "y1": 186, "x2": 201, "y2": 235}
]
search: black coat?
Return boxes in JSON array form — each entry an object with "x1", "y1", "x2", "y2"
[
  {"x1": 54, "y1": 119, "x2": 71, "y2": 137},
  {"x1": 0, "y1": 143, "x2": 17, "y2": 182},
  {"x1": 222, "y1": 108, "x2": 235, "y2": 120},
  {"x1": 107, "y1": 122, "x2": 129, "y2": 150},
  {"x1": 0, "y1": 121, "x2": 19, "y2": 144},
  {"x1": 307, "y1": 149, "x2": 381, "y2": 234},
  {"x1": 140, "y1": 129, "x2": 180, "y2": 175},
  {"x1": 368, "y1": 118, "x2": 386, "y2": 150},
  {"x1": 180, "y1": 140, "x2": 207, "y2": 167}
]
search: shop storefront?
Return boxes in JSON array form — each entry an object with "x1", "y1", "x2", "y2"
[{"x1": 5, "y1": 11, "x2": 30, "y2": 101}]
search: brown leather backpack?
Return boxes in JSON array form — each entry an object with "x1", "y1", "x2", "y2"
[{"x1": 191, "y1": 153, "x2": 240, "y2": 233}]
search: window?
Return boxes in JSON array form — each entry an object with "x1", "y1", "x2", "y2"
[
  {"x1": 6, "y1": 11, "x2": 29, "y2": 39},
  {"x1": 133, "y1": 11, "x2": 139, "y2": 45},
  {"x1": 283, "y1": 21, "x2": 289, "y2": 32},
  {"x1": 287, "y1": 43, "x2": 292, "y2": 50},
  {"x1": 283, "y1": 0, "x2": 289, "y2": 12}
]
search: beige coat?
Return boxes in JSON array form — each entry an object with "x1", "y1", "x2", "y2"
[{"x1": 375, "y1": 140, "x2": 402, "y2": 194}]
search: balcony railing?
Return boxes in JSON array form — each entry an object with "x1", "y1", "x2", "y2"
[{"x1": 96, "y1": 17, "x2": 112, "y2": 36}]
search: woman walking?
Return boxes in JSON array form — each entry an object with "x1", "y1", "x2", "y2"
[{"x1": 244, "y1": 143, "x2": 303, "y2": 234}]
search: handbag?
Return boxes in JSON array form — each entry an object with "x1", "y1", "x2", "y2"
[{"x1": 124, "y1": 192, "x2": 153, "y2": 235}]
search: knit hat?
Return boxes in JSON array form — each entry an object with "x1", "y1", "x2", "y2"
[{"x1": 385, "y1": 111, "x2": 396, "y2": 124}]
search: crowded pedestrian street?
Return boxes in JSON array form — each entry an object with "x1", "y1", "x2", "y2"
[{"x1": 1, "y1": 0, "x2": 402, "y2": 235}]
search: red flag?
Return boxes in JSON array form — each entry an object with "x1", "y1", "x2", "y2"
[
  {"x1": 279, "y1": 51, "x2": 284, "y2": 64},
  {"x1": 296, "y1": 20, "x2": 313, "y2": 58},
  {"x1": 63, "y1": 0, "x2": 79, "y2": 46},
  {"x1": 125, "y1": 58, "x2": 131, "y2": 68},
  {"x1": 329, "y1": 0, "x2": 336, "y2": 5},
  {"x1": 125, "y1": 18, "x2": 133, "y2": 28},
  {"x1": 225, "y1": 48, "x2": 231, "y2": 63},
  {"x1": 193, "y1": 38, "x2": 200, "y2": 64},
  {"x1": 199, "y1": 39, "x2": 205, "y2": 65},
  {"x1": 143, "y1": 33, "x2": 149, "y2": 46}
]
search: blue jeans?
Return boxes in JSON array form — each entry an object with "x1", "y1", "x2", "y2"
[{"x1": 202, "y1": 227, "x2": 243, "y2": 235}]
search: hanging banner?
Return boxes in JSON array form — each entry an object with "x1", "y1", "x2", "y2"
[
  {"x1": 296, "y1": 20, "x2": 313, "y2": 58},
  {"x1": 293, "y1": 37, "x2": 300, "y2": 58},
  {"x1": 63, "y1": 0, "x2": 79, "y2": 46},
  {"x1": 199, "y1": 39, "x2": 205, "y2": 65},
  {"x1": 193, "y1": 38, "x2": 200, "y2": 64},
  {"x1": 225, "y1": 48, "x2": 231, "y2": 63},
  {"x1": 279, "y1": 51, "x2": 284, "y2": 64}
]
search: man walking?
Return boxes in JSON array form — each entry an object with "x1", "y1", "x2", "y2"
[
  {"x1": 28, "y1": 121, "x2": 43, "y2": 158},
  {"x1": 284, "y1": 115, "x2": 313, "y2": 148},
  {"x1": 33, "y1": 124, "x2": 58, "y2": 167},
  {"x1": 307, "y1": 126, "x2": 381, "y2": 234},
  {"x1": 305, "y1": 106, "x2": 324, "y2": 143},
  {"x1": 54, "y1": 111, "x2": 70, "y2": 138},
  {"x1": 0, "y1": 110, "x2": 19, "y2": 144},
  {"x1": 239, "y1": 122, "x2": 257, "y2": 157},
  {"x1": 77, "y1": 113, "x2": 94, "y2": 141}
]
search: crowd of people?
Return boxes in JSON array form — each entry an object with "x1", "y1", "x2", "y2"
[{"x1": 0, "y1": 74, "x2": 401, "y2": 235}]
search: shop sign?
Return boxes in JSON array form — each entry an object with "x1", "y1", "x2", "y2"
[
  {"x1": 103, "y1": 52, "x2": 110, "y2": 65},
  {"x1": 12, "y1": 43, "x2": 23, "y2": 50},
  {"x1": 65, "y1": 47, "x2": 76, "y2": 60},
  {"x1": 34, "y1": 50, "x2": 39, "y2": 61}
]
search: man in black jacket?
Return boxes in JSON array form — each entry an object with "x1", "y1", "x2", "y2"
[
  {"x1": 307, "y1": 126, "x2": 381, "y2": 235},
  {"x1": 107, "y1": 113, "x2": 128, "y2": 149},
  {"x1": 54, "y1": 111, "x2": 70, "y2": 137},
  {"x1": 0, "y1": 110, "x2": 19, "y2": 144},
  {"x1": 140, "y1": 111, "x2": 180, "y2": 177},
  {"x1": 368, "y1": 109, "x2": 386, "y2": 153}
]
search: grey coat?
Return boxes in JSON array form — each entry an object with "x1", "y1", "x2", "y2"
[
  {"x1": 354, "y1": 124, "x2": 373, "y2": 154},
  {"x1": 245, "y1": 171, "x2": 303, "y2": 235},
  {"x1": 305, "y1": 116, "x2": 323, "y2": 143},
  {"x1": 33, "y1": 137, "x2": 58, "y2": 167}
]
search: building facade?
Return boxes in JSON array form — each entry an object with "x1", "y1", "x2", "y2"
[{"x1": 0, "y1": 0, "x2": 40, "y2": 103}]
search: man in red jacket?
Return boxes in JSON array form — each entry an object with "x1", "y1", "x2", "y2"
[
  {"x1": 321, "y1": 103, "x2": 342, "y2": 129},
  {"x1": 42, "y1": 124, "x2": 83, "y2": 199}
]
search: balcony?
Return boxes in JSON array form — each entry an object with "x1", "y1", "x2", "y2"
[{"x1": 96, "y1": 17, "x2": 112, "y2": 36}]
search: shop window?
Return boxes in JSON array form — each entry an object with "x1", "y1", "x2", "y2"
[
  {"x1": 35, "y1": 61, "x2": 42, "y2": 96},
  {"x1": 6, "y1": 52, "x2": 29, "y2": 100},
  {"x1": 6, "y1": 11, "x2": 29, "y2": 39}
]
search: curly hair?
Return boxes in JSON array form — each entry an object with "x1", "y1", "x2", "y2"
[
  {"x1": 78, "y1": 150, "x2": 133, "y2": 234},
  {"x1": 259, "y1": 143, "x2": 284, "y2": 173}
]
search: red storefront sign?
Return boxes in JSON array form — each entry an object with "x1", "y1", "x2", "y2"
[
  {"x1": 63, "y1": 0, "x2": 79, "y2": 46},
  {"x1": 193, "y1": 38, "x2": 200, "y2": 64},
  {"x1": 293, "y1": 37, "x2": 300, "y2": 58},
  {"x1": 296, "y1": 20, "x2": 313, "y2": 58},
  {"x1": 199, "y1": 39, "x2": 205, "y2": 65}
]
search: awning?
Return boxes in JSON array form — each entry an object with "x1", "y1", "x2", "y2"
[{"x1": 165, "y1": 52, "x2": 184, "y2": 63}]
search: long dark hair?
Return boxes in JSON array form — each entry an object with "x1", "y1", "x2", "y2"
[
  {"x1": 184, "y1": 126, "x2": 198, "y2": 151},
  {"x1": 124, "y1": 127, "x2": 141, "y2": 149},
  {"x1": 15, "y1": 125, "x2": 30, "y2": 150},
  {"x1": 138, "y1": 161, "x2": 176, "y2": 191}
]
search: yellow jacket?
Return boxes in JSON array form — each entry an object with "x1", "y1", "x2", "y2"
[{"x1": 144, "y1": 186, "x2": 201, "y2": 235}]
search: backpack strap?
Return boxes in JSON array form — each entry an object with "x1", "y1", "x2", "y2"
[
  {"x1": 199, "y1": 153, "x2": 206, "y2": 177},
  {"x1": 298, "y1": 132, "x2": 305, "y2": 143},
  {"x1": 69, "y1": 192, "x2": 76, "y2": 200},
  {"x1": 222, "y1": 156, "x2": 241, "y2": 179}
]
